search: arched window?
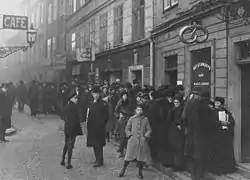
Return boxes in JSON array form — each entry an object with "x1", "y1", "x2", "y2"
[{"x1": 132, "y1": 0, "x2": 145, "y2": 41}]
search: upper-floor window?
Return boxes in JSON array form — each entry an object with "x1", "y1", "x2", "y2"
[
  {"x1": 80, "y1": 0, "x2": 85, "y2": 7},
  {"x1": 60, "y1": 0, "x2": 65, "y2": 16},
  {"x1": 47, "y1": 38, "x2": 52, "y2": 59},
  {"x1": 79, "y1": 26, "x2": 85, "y2": 51},
  {"x1": 53, "y1": 0, "x2": 57, "y2": 21},
  {"x1": 48, "y1": 4, "x2": 53, "y2": 24},
  {"x1": 132, "y1": 0, "x2": 145, "y2": 41},
  {"x1": 40, "y1": 3, "x2": 44, "y2": 24},
  {"x1": 73, "y1": 0, "x2": 77, "y2": 12},
  {"x1": 99, "y1": 12, "x2": 108, "y2": 52},
  {"x1": 71, "y1": 32, "x2": 76, "y2": 52},
  {"x1": 89, "y1": 19, "x2": 95, "y2": 46},
  {"x1": 164, "y1": 0, "x2": 179, "y2": 10},
  {"x1": 114, "y1": 4, "x2": 123, "y2": 46}
]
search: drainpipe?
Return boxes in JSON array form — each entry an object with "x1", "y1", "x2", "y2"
[{"x1": 148, "y1": 35, "x2": 155, "y2": 87}]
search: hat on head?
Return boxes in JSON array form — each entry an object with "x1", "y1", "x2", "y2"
[
  {"x1": 68, "y1": 90, "x2": 77, "y2": 101},
  {"x1": 215, "y1": 96, "x2": 225, "y2": 105},
  {"x1": 191, "y1": 86, "x2": 203, "y2": 95},
  {"x1": 92, "y1": 86, "x2": 101, "y2": 93}
]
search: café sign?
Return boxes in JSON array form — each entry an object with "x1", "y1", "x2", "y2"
[
  {"x1": 192, "y1": 62, "x2": 211, "y2": 87},
  {"x1": 0, "y1": 15, "x2": 28, "y2": 30}
]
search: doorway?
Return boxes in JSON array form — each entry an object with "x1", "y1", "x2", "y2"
[
  {"x1": 241, "y1": 64, "x2": 250, "y2": 162},
  {"x1": 128, "y1": 65, "x2": 144, "y2": 87}
]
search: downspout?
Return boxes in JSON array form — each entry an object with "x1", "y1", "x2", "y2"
[{"x1": 149, "y1": 35, "x2": 155, "y2": 87}]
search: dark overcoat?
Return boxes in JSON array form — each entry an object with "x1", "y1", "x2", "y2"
[
  {"x1": 86, "y1": 99, "x2": 109, "y2": 147},
  {"x1": 64, "y1": 102, "x2": 83, "y2": 137},
  {"x1": 167, "y1": 106, "x2": 184, "y2": 150},
  {"x1": 183, "y1": 99, "x2": 215, "y2": 167}
]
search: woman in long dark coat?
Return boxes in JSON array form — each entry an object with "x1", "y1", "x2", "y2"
[
  {"x1": 167, "y1": 95, "x2": 185, "y2": 170},
  {"x1": 60, "y1": 91, "x2": 83, "y2": 169},
  {"x1": 211, "y1": 97, "x2": 236, "y2": 174},
  {"x1": 86, "y1": 86, "x2": 109, "y2": 167}
]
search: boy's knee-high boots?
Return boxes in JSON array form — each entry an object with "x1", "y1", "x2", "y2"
[{"x1": 118, "y1": 161, "x2": 129, "y2": 177}]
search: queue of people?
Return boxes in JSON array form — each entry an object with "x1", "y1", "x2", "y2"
[
  {"x1": 2, "y1": 78, "x2": 236, "y2": 180},
  {"x1": 59, "y1": 79, "x2": 237, "y2": 180}
]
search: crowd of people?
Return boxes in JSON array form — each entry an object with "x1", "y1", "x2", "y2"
[
  {"x1": 60, "y1": 79, "x2": 237, "y2": 180},
  {"x1": 0, "y1": 79, "x2": 237, "y2": 180}
]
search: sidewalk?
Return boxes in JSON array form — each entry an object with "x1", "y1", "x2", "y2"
[{"x1": 108, "y1": 136, "x2": 249, "y2": 180}]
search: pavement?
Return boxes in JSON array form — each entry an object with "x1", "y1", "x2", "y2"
[
  {"x1": 0, "y1": 110, "x2": 169, "y2": 180},
  {"x1": 1, "y1": 110, "x2": 248, "y2": 180}
]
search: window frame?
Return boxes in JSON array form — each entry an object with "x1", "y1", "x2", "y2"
[
  {"x1": 163, "y1": 0, "x2": 179, "y2": 11},
  {"x1": 48, "y1": 3, "x2": 53, "y2": 24},
  {"x1": 114, "y1": 4, "x2": 124, "y2": 46},
  {"x1": 99, "y1": 12, "x2": 108, "y2": 52},
  {"x1": 71, "y1": 32, "x2": 76, "y2": 52}
]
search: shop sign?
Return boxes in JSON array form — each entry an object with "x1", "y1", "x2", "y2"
[
  {"x1": 0, "y1": 15, "x2": 28, "y2": 30},
  {"x1": 192, "y1": 62, "x2": 211, "y2": 87}
]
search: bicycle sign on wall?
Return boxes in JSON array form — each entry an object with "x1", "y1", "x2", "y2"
[{"x1": 179, "y1": 21, "x2": 209, "y2": 44}]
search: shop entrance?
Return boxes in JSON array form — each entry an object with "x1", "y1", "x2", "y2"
[
  {"x1": 128, "y1": 65, "x2": 143, "y2": 87},
  {"x1": 241, "y1": 64, "x2": 250, "y2": 162}
]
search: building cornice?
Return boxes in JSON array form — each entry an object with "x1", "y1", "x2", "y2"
[
  {"x1": 95, "y1": 38, "x2": 150, "y2": 59},
  {"x1": 152, "y1": 0, "x2": 223, "y2": 37}
]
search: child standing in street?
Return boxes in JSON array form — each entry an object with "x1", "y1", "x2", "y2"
[
  {"x1": 118, "y1": 104, "x2": 152, "y2": 179},
  {"x1": 60, "y1": 91, "x2": 83, "y2": 169}
]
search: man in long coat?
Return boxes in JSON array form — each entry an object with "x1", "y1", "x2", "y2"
[
  {"x1": 0, "y1": 86, "x2": 8, "y2": 142},
  {"x1": 86, "y1": 86, "x2": 109, "y2": 167},
  {"x1": 183, "y1": 87, "x2": 215, "y2": 180}
]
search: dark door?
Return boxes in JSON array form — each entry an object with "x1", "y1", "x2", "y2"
[{"x1": 241, "y1": 64, "x2": 250, "y2": 162}]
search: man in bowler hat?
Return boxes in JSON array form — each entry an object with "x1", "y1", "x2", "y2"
[{"x1": 86, "y1": 86, "x2": 109, "y2": 167}]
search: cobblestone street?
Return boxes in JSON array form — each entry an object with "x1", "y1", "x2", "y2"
[
  {"x1": 1, "y1": 110, "x2": 248, "y2": 180},
  {"x1": 0, "y1": 110, "x2": 169, "y2": 180}
]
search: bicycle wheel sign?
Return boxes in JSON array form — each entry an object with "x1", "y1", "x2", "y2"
[{"x1": 179, "y1": 24, "x2": 209, "y2": 44}]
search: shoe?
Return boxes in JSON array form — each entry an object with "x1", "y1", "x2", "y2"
[
  {"x1": 60, "y1": 161, "x2": 65, "y2": 166},
  {"x1": 118, "y1": 167, "x2": 126, "y2": 177},
  {"x1": 93, "y1": 162, "x2": 103, "y2": 168},
  {"x1": 66, "y1": 164, "x2": 73, "y2": 169},
  {"x1": 118, "y1": 153, "x2": 124, "y2": 158},
  {"x1": 2, "y1": 139, "x2": 9, "y2": 143}
]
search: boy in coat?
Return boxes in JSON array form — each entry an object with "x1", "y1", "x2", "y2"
[
  {"x1": 60, "y1": 91, "x2": 83, "y2": 169},
  {"x1": 86, "y1": 86, "x2": 109, "y2": 167},
  {"x1": 118, "y1": 104, "x2": 152, "y2": 179}
]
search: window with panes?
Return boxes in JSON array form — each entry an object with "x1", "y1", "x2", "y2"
[
  {"x1": 48, "y1": 4, "x2": 53, "y2": 24},
  {"x1": 89, "y1": 19, "x2": 95, "y2": 46},
  {"x1": 99, "y1": 12, "x2": 108, "y2": 52},
  {"x1": 114, "y1": 4, "x2": 123, "y2": 46},
  {"x1": 71, "y1": 33, "x2": 76, "y2": 52},
  {"x1": 163, "y1": 0, "x2": 179, "y2": 10},
  {"x1": 79, "y1": 26, "x2": 85, "y2": 51},
  {"x1": 53, "y1": 0, "x2": 57, "y2": 21},
  {"x1": 132, "y1": 0, "x2": 145, "y2": 41},
  {"x1": 73, "y1": 0, "x2": 77, "y2": 12}
]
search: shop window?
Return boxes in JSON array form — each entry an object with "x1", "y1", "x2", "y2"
[
  {"x1": 237, "y1": 40, "x2": 250, "y2": 60},
  {"x1": 165, "y1": 55, "x2": 177, "y2": 86}
]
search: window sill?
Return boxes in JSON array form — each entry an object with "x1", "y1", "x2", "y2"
[
  {"x1": 163, "y1": 3, "x2": 179, "y2": 14},
  {"x1": 165, "y1": 67, "x2": 177, "y2": 72}
]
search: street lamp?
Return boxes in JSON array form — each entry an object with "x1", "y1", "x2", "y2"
[{"x1": 26, "y1": 24, "x2": 37, "y2": 48}]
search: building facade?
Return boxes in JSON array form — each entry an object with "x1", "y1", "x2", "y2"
[
  {"x1": 4, "y1": 0, "x2": 69, "y2": 82},
  {"x1": 153, "y1": 0, "x2": 250, "y2": 164},
  {"x1": 66, "y1": 0, "x2": 155, "y2": 86}
]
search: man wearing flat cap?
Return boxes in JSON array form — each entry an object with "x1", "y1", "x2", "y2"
[{"x1": 86, "y1": 86, "x2": 109, "y2": 167}]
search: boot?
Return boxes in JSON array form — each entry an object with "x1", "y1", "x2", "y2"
[
  {"x1": 137, "y1": 163, "x2": 144, "y2": 179},
  {"x1": 118, "y1": 161, "x2": 129, "y2": 177}
]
